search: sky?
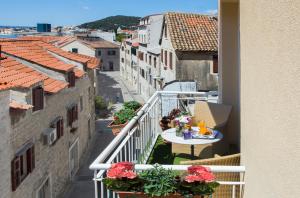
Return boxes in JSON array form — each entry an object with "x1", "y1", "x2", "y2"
[{"x1": 0, "y1": 0, "x2": 218, "y2": 27}]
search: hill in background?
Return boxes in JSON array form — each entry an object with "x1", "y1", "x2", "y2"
[{"x1": 79, "y1": 15, "x2": 141, "y2": 31}]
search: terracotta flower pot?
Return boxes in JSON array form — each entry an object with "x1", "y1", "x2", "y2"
[
  {"x1": 107, "y1": 121, "x2": 128, "y2": 136},
  {"x1": 108, "y1": 106, "x2": 142, "y2": 136},
  {"x1": 118, "y1": 192, "x2": 208, "y2": 198}
]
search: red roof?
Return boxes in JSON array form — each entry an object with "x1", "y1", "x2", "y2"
[{"x1": 0, "y1": 56, "x2": 68, "y2": 93}]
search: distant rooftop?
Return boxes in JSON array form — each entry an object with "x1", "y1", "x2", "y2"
[{"x1": 165, "y1": 12, "x2": 218, "y2": 52}]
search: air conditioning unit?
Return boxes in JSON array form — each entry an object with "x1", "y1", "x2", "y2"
[{"x1": 43, "y1": 128, "x2": 57, "y2": 146}]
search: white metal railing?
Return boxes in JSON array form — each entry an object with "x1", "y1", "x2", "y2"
[{"x1": 89, "y1": 91, "x2": 245, "y2": 198}]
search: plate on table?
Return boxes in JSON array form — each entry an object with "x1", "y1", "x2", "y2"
[{"x1": 191, "y1": 127, "x2": 219, "y2": 139}]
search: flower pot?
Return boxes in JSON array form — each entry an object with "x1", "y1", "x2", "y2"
[
  {"x1": 108, "y1": 106, "x2": 142, "y2": 136},
  {"x1": 117, "y1": 192, "x2": 208, "y2": 198},
  {"x1": 107, "y1": 121, "x2": 128, "y2": 136}
]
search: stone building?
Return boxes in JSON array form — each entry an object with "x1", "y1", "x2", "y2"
[
  {"x1": 0, "y1": 38, "x2": 99, "y2": 198},
  {"x1": 160, "y1": 12, "x2": 218, "y2": 91},
  {"x1": 60, "y1": 36, "x2": 120, "y2": 71}
]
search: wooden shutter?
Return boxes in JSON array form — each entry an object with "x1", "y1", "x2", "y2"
[
  {"x1": 11, "y1": 157, "x2": 21, "y2": 191},
  {"x1": 33, "y1": 87, "x2": 44, "y2": 111},
  {"x1": 60, "y1": 119, "x2": 64, "y2": 136},
  {"x1": 26, "y1": 146, "x2": 35, "y2": 173},
  {"x1": 38, "y1": 87, "x2": 44, "y2": 110},
  {"x1": 213, "y1": 55, "x2": 218, "y2": 73},
  {"x1": 161, "y1": 50, "x2": 163, "y2": 63},
  {"x1": 68, "y1": 109, "x2": 73, "y2": 126},
  {"x1": 164, "y1": 51, "x2": 168, "y2": 66},
  {"x1": 68, "y1": 72, "x2": 75, "y2": 87},
  {"x1": 169, "y1": 52, "x2": 173, "y2": 69}
]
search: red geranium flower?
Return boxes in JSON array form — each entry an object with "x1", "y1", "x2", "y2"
[
  {"x1": 188, "y1": 165, "x2": 210, "y2": 175},
  {"x1": 111, "y1": 162, "x2": 134, "y2": 171}
]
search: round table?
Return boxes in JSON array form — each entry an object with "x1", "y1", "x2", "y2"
[{"x1": 161, "y1": 128, "x2": 223, "y2": 158}]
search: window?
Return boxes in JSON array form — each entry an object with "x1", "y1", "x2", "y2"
[
  {"x1": 121, "y1": 58, "x2": 124, "y2": 63},
  {"x1": 121, "y1": 46, "x2": 124, "y2": 51},
  {"x1": 154, "y1": 57, "x2": 157, "y2": 68},
  {"x1": 32, "y1": 86, "x2": 44, "y2": 111},
  {"x1": 109, "y1": 62, "x2": 114, "y2": 71},
  {"x1": 213, "y1": 55, "x2": 218, "y2": 74},
  {"x1": 68, "y1": 105, "x2": 78, "y2": 127},
  {"x1": 107, "y1": 50, "x2": 116, "y2": 56},
  {"x1": 57, "y1": 118, "x2": 64, "y2": 139},
  {"x1": 149, "y1": 55, "x2": 152, "y2": 65},
  {"x1": 36, "y1": 177, "x2": 50, "y2": 198},
  {"x1": 141, "y1": 69, "x2": 145, "y2": 78},
  {"x1": 145, "y1": 54, "x2": 147, "y2": 62},
  {"x1": 97, "y1": 50, "x2": 101, "y2": 56},
  {"x1": 138, "y1": 52, "x2": 144, "y2": 61},
  {"x1": 161, "y1": 49, "x2": 164, "y2": 63},
  {"x1": 11, "y1": 143, "x2": 35, "y2": 191},
  {"x1": 164, "y1": 51, "x2": 168, "y2": 67},
  {"x1": 68, "y1": 71, "x2": 76, "y2": 87},
  {"x1": 72, "y1": 48, "x2": 78, "y2": 53},
  {"x1": 169, "y1": 52, "x2": 173, "y2": 70}
]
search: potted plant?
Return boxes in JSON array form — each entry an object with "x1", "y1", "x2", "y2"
[
  {"x1": 103, "y1": 162, "x2": 219, "y2": 198},
  {"x1": 108, "y1": 101, "x2": 142, "y2": 136}
]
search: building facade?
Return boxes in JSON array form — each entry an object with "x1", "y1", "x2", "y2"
[
  {"x1": 120, "y1": 13, "x2": 218, "y2": 101},
  {"x1": 0, "y1": 38, "x2": 99, "y2": 198},
  {"x1": 160, "y1": 13, "x2": 218, "y2": 91},
  {"x1": 60, "y1": 36, "x2": 120, "y2": 71}
]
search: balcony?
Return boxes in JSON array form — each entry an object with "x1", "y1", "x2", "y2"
[{"x1": 90, "y1": 91, "x2": 245, "y2": 198}]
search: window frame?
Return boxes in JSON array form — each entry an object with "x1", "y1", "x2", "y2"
[{"x1": 32, "y1": 86, "x2": 44, "y2": 112}]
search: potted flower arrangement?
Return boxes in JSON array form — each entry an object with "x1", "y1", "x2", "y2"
[
  {"x1": 108, "y1": 101, "x2": 142, "y2": 136},
  {"x1": 173, "y1": 113, "x2": 192, "y2": 137},
  {"x1": 103, "y1": 162, "x2": 219, "y2": 198}
]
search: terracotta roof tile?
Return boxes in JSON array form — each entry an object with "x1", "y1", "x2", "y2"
[
  {"x1": 165, "y1": 12, "x2": 218, "y2": 52},
  {"x1": 0, "y1": 40, "x2": 74, "y2": 72},
  {"x1": 0, "y1": 56, "x2": 68, "y2": 93}
]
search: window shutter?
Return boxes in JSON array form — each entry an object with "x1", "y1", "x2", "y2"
[
  {"x1": 39, "y1": 87, "x2": 44, "y2": 110},
  {"x1": 169, "y1": 52, "x2": 173, "y2": 69},
  {"x1": 31, "y1": 146, "x2": 35, "y2": 170},
  {"x1": 213, "y1": 56, "x2": 218, "y2": 73},
  {"x1": 56, "y1": 120, "x2": 61, "y2": 139},
  {"x1": 164, "y1": 51, "x2": 168, "y2": 66},
  {"x1": 32, "y1": 88, "x2": 38, "y2": 111},
  {"x1": 161, "y1": 50, "x2": 163, "y2": 63},
  {"x1": 68, "y1": 72, "x2": 75, "y2": 87},
  {"x1": 68, "y1": 109, "x2": 73, "y2": 126},
  {"x1": 26, "y1": 148, "x2": 32, "y2": 173},
  {"x1": 11, "y1": 157, "x2": 21, "y2": 191},
  {"x1": 60, "y1": 119, "x2": 64, "y2": 136}
]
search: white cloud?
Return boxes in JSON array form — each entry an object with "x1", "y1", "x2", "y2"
[
  {"x1": 205, "y1": 9, "x2": 218, "y2": 15},
  {"x1": 82, "y1": 6, "x2": 89, "y2": 10}
]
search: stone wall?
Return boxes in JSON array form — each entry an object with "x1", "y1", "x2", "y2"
[
  {"x1": 10, "y1": 72, "x2": 95, "y2": 198},
  {"x1": 0, "y1": 90, "x2": 12, "y2": 198}
]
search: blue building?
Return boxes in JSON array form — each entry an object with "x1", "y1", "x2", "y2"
[{"x1": 37, "y1": 23, "x2": 51, "y2": 32}]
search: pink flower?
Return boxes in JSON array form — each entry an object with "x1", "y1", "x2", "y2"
[
  {"x1": 111, "y1": 162, "x2": 134, "y2": 171},
  {"x1": 107, "y1": 162, "x2": 136, "y2": 179},
  {"x1": 121, "y1": 171, "x2": 137, "y2": 179},
  {"x1": 185, "y1": 165, "x2": 216, "y2": 183},
  {"x1": 185, "y1": 175, "x2": 202, "y2": 183},
  {"x1": 199, "y1": 171, "x2": 216, "y2": 182},
  {"x1": 107, "y1": 168, "x2": 123, "y2": 179},
  {"x1": 188, "y1": 165, "x2": 210, "y2": 175}
]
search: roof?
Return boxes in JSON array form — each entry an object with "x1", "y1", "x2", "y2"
[
  {"x1": 0, "y1": 40, "x2": 74, "y2": 72},
  {"x1": 165, "y1": 12, "x2": 218, "y2": 52},
  {"x1": 0, "y1": 55, "x2": 68, "y2": 93},
  {"x1": 79, "y1": 39, "x2": 119, "y2": 49}
]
